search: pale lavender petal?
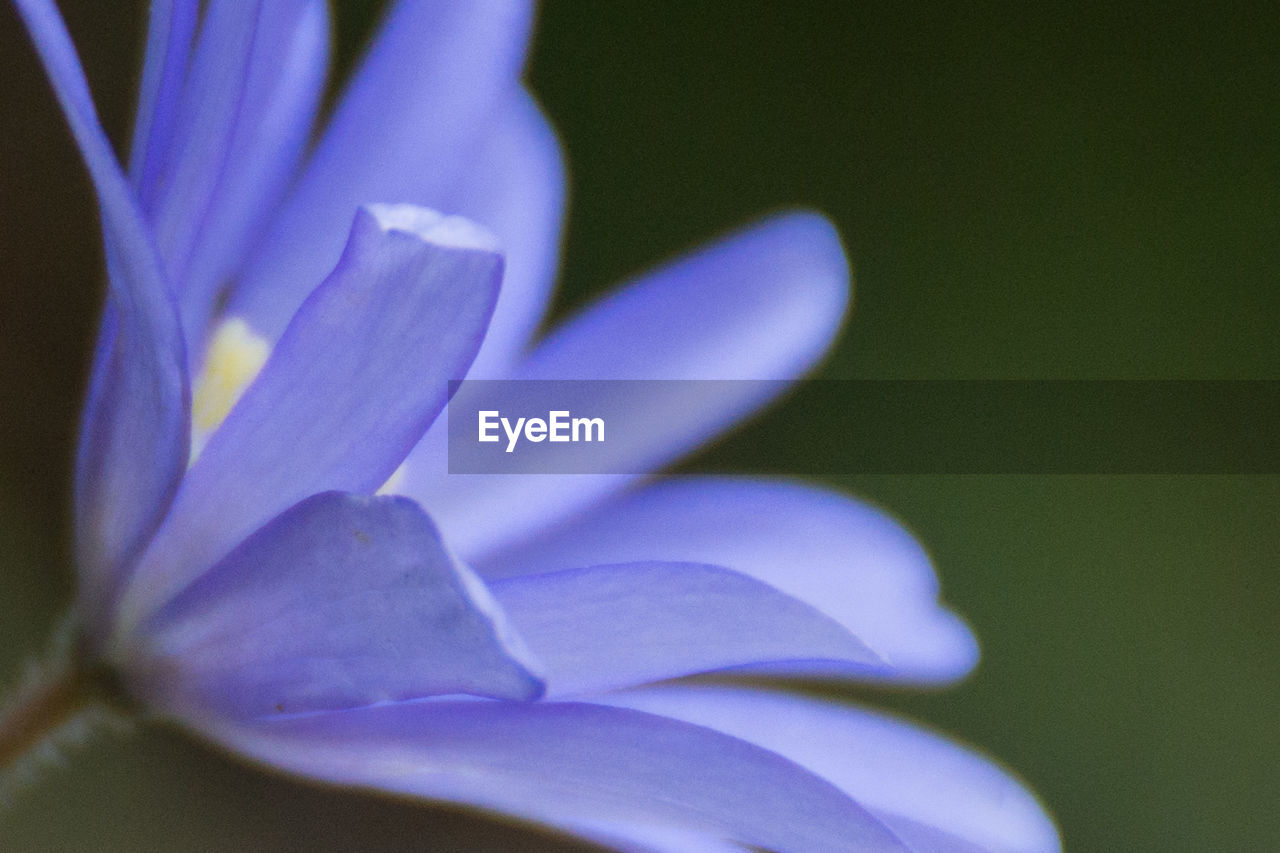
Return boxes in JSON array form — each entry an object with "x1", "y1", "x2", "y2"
[
  {"x1": 11, "y1": 0, "x2": 189, "y2": 614},
  {"x1": 230, "y1": 0, "x2": 534, "y2": 340},
  {"x1": 569, "y1": 825, "x2": 746, "y2": 853},
  {"x1": 449, "y1": 90, "x2": 566, "y2": 379},
  {"x1": 602, "y1": 686, "x2": 1062, "y2": 853},
  {"x1": 146, "y1": 0, "x2": 330, "y2": 352},
  {"x1": 128, "y1": 492, "x2": 541, "y2": 720},
  {"x1": 489, "y1": 561, "x2": 880, "y2": 697},
  {"x1": 874, "y1": 818, "x2": 994, "y2": 853},
  {"x1": 202, "y1": 700, "x2": 908, "y2": 853},
  {"x1": 117, "y1": 205, "x2": 501, "y2": 628},
  {"x1": 381, "y1": 92, "x2": 566, "y2": 506},
  {"x1": 126, "y1": 0, "x2": 198, "y2": 196},
  {"x1": 413, "y1": 212, "x2": 850, "y2": 560},
  {"x1": 480, "y1": 476, "x2": 978, "y2": 683}
]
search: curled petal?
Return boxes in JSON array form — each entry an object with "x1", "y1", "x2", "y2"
[
  {"x1": 230, "y1": 0, "x2": 534, "y2": 340},
  {"x1": 203, "y1": 700, "x2": 908, "y2": 853},
  {"x1": 118, "y1": 205, "x2": 502, "y2": 628},
  {"x1": 490, "y1": 561, "x2": 879, "y2": 697},
  {"x1": 601, "y1": 686, "x2": 1062, "y2": 853},
  {"x1": 131, "y1": 492, "x2": 542, "y2": 719},
  {"x1": 480, "y1": 476, "x2": 978, "y2": 683},
  {"x1": 381, "y1": 91, "x2": 567, "y2": 504},
  {"x1": 414, "y1": 211, "x2": 851, "y2": 559}
]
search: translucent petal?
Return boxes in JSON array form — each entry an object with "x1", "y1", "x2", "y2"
[
  {"x1": 602, "y1": 686, "x2": 1062, "y2": 853},
  {"x1": 490, "y1": 561, "x2": 879, "y2": 697},
  {"x1": 480, "y1": 476, "x2": 978, "y2": 683},
  {"x1": 203, "y1": 699, "x2": 907, "y2": 853}
]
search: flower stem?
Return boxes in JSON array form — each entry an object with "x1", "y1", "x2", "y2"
[
  {"x1": 0, "y1": 660, "x2": 84, "y2": 771},
  {"x1": 0, "y1": 618, "x2": 131, "y2": 808}
]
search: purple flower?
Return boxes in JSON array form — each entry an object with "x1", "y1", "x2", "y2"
[{"x1": 5, "y1": 0, "x2": 1059, "y2": 850}]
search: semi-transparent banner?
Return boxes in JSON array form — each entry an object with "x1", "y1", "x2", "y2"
[{"x1": 445, "y1": 380, "x2": 1280, "y2": 474}]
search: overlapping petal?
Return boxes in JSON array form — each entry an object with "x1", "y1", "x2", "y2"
[
  {"x1": 230, "y1": 0, "x2": 535, "y2": 340},
  {"x1": 480, "y1": 476, "x2": 978, "y2": 683},
  {"x1": 116, "y1": 205, "x2": 502, "y2": 630},
  {"x1": 135, "y1": 0, "x2": 330, "y2": 350},
  {"x1": 601, "y1": 686, "x2": 1061, "y2": 853},
  {"x1": 489, "y1": 561, "x2": 879, "y2": 697},
  {"x1": 129, "y1": 492, "x2": 542, "y2": 720},
  {"x1": 411, "y1": 211, "x2": 851, "y2": 560},
  {"x1": 449, "y1": 90, "x2": 567, "y2": 378},
  {"x1": 205, "y1": 700, "x2": 908, "y2": 853},
  {"x1": 11, "y1": 0, "x2": 190, "y2": 616},
  {"x1": 8, "y1": 2, "x2": 1057, "y2": 849},
  {"x1": 141, "y1": 0, "x2": 331, "y2": 354},
  {"x1": 126, "y1": 0, "x2": 198, "y2": 195}
]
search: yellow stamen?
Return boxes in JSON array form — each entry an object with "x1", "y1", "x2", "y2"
[{"x1": 190, "y1": 318, "x2": 270, "y2": 461}]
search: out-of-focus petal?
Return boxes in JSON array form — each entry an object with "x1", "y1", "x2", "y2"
[
  {"x1": 126, "y1": 0, "x2": 198, "y2": 195},
  {"x1": 128, "y1": 492, "x2": 541, "y2": 719},
  {"x1": 480, "y1": 477, "x2": 978, "y2": 683},
  {"x1": 601, "y1": 686, "x2": 1062, "y2": 853},
  {"x1": 230, "y1": 0, "x2": 534, "y2": 340},
  {"x1": 370, "y1": 91, "x2": 566, "y2": 503},
  {"x1": 145, "y1": 0, "x2": 330, "y2": 353},
  {"x1": 203, "y1": 700, "x2": 908, "y2": 853},
  {"x1": 11, "y1": 0, "x2": 189, "y2": 618},
  {"x1": 116, "y1": 205, "x2": 502, "y2": 630},
  {"x1": 489, "y1": 561, "x2": 879, "y2": 697},
  {"x1": 450, "y1": 90, "x2": 566, "y2": 378},
  {"x1": 569, "y1": 825, "x2": 746, "y2": 853},
  {"x1": 514, "y1": 210, "x2": 848, "y2": 381},
  {"x1": 873, "y1": 818, "x2": 993, "y2": 853},
  {"x1": 412, "y1": 211, "x2": 850, "y2": 560}
]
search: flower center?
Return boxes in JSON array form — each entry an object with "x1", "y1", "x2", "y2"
[
  {"x1": 189, "y1": 317, "x2": 270, "y2": 462},
  {"x1": 185, "y1": 317, "x2": 412, "y2": 493}
]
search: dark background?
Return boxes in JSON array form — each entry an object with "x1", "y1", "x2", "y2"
[{"x1": 2, "y1": 1, "x2": 1278, "y2": 850}]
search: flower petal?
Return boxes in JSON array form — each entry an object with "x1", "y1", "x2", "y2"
[
  {"x1": 129, "y1": 492, "x2": 542, "y2": 720},
  {"x1": 230, "y1": 0, "x2": 535, "y2": 341},
  {"x1": 601, "y1": 686, "x2": 1062, "y2": 853},
  {"x1": 145, "y1": 0, "x2": 331, "y2": 352},
  {"x1": 360, "y1": 91, "x2": 566, "y2": 505},
  {"x1": 489, "y1": 561, "x2": 879, "y2": 697},
  {"x1": 451, "y1": 91, "x2": 566, "y2": 379},
  {"x1": 11, "y1": 0, "x2": 189, "y2": 609},
  {"x1": 126, "y1": 0, "x2": 199, "y2": 195},
  {"x1": 480, "y1": 476, "x2": 978, "y2": 683},
  {"x1": 203, "y1": 700, "x2": 908, "y2": 852},
  {"x1": 567, "y1": 825, "x2": 745, "y2": 853},
  {"x1": 117, "y1": 205, "x2": 502, "y2": 628},
  {"x1": 413, "y1": 211, "x2": 851, "y2": 560}
]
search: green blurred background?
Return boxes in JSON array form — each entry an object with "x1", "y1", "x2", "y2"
[{"x1": 2, "y1": 1, "x2": 1278, "y2": 850}]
